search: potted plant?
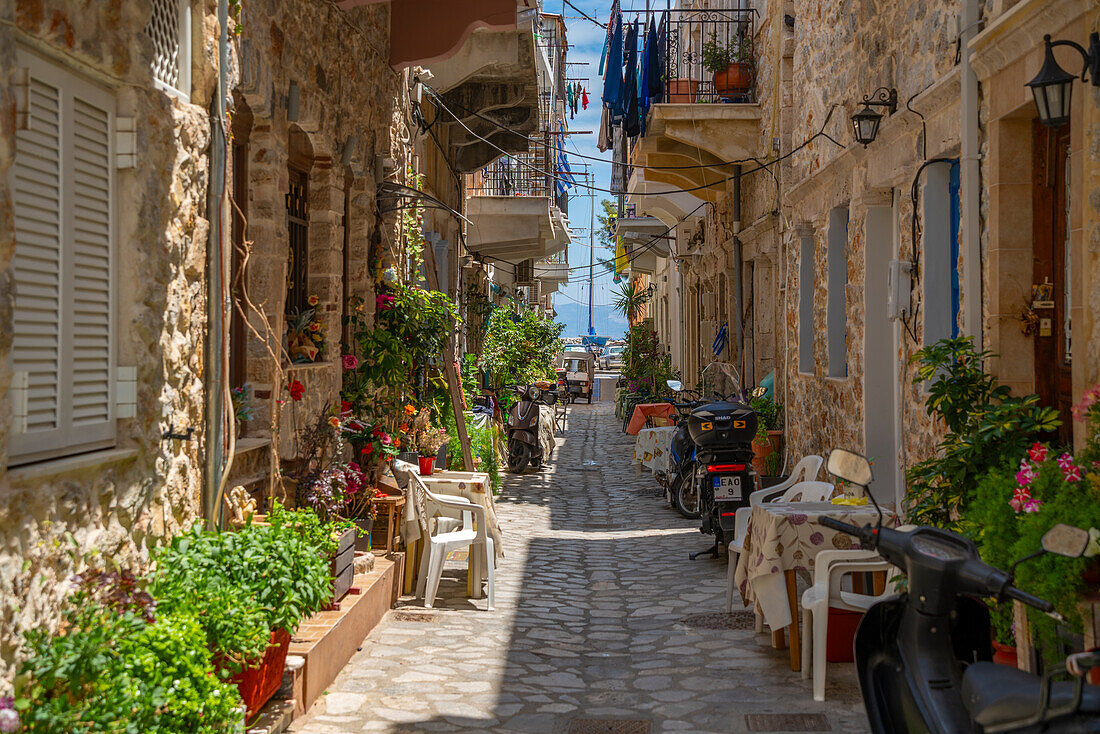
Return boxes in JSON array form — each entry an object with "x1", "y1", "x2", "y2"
[
  {"x1": 666, "y1": 76, "x2": 701, "y2": 103},
  {"x1": 148, "y1": 522, "x2": 331, "y2": 719},
  {"x1": 13, "y1": 569, "x2": 244, "y2": 733},
  {"x1": 231, "y1": 382, "x2": 256, "y2": 437},
  {"x1": 268, "y1": 501, "x2": 359, "y2": 604},
  {"x1": 749, "y1": 389, "x2": 783, "y2": 475},
  {"x1": 411, "y1": 409, "x2": 449, "y2": 476},
  {"x1": 701, "y1": 32, "x2": 752, "y2": 97}
]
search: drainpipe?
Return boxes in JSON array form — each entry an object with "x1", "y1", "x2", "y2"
[
  {"x1": 204, "y1": 0, "x2": 231, "y2": 530},
  {"x1": 731, "y1": 165, "x2": 744, "y2": 373},
  {"x1": 960, "y1": 0, "x2": 982, "y2": 349}
]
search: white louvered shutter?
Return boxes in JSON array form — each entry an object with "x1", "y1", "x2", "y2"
[
  {"x1": 12, "y1": 74, "x2": 62, "y2": 446},
  {"x1": 11, "y1": 50, "x2": 115, "y2": 463}
]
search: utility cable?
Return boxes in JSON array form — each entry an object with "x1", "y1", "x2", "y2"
[
  {"x1": 562, "y1": 0, "x2": 607, "y2": 28},
  {"x1": 423, "y1": 82, "x2": 845, "y2": 176}
]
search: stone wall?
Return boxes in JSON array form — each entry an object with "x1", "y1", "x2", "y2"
[{"x1": 0, "y1": 0, "x2": 218, "y2": 681}]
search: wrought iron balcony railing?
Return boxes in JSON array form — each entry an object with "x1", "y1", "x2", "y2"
[{"x1": 626, "y1": 6, "x2": 756, "y2": 105}]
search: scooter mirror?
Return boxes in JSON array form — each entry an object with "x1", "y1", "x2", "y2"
[
  {"x1": 1041, "y1": 523, "x2": 1091, "y2": 558},
  {"x1": 666, "y1": 380, "x2": 683, "y2": 392},
  {"x1": 827, "y1": 449, "x2": 873, "y2": 488}
]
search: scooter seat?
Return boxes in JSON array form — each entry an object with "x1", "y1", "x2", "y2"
[{"x1": 962, "y1": 661, "x2": 1100, "y2": 727}]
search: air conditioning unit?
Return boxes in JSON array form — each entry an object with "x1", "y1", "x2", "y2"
[{"x1": 517, "y1": 281, "x2": 540, "y2": 305}]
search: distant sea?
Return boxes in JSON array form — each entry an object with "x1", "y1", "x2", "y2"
[{"x1": 552, "y1": 301, "x2": 627, "y2": 340}]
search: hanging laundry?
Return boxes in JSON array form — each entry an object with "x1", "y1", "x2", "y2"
[
  {"x1": 597, "y1": 105, "x2": 611, "y2": 151},
  {"x1": 581, "y1": 87, "x2": 589, "y2": 110},
  {"x1": 566, "y1": 83, "x2": 574, "y2": 119},
  {"x1": 639, "y1": 16, "x2": 659, "y2": 135},
  {"x1": 622, "y1": 20, "x2": 640, "y2": 138},
  {"x1": 599, "y1": 0, "x2": 621, "y2": 77},
  {"x1": 573, "y1": 82, "x2": 581, "y2": 116},
  {"x1": 653, "y1": 11, "x2": 668, "y2": 104},
  {"x1": 602, "y1": 12, "x2": 624, "y2": 122}
]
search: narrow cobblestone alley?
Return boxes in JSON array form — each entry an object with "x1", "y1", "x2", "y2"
[{"x1": 292, "y1": 403, "x2": 870, "y2": 733}]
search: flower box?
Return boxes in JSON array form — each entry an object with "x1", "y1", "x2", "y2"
[{"x1": 329, "y1": 527, "x2": 357, "y2": 604}]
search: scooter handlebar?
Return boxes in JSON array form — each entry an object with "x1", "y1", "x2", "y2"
[
  {"x1": 818, "y1": 516, "x2": 865, "y2": 538},
  {"x1": 1003, "y1": 584, "x2": 1055, "y2": 613}
]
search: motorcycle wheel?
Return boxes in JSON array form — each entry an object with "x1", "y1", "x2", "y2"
[
  {"x1": 507, "y1": 440, "x2": 530, "y2": 473},
  {"x1": 673, "y1": 472, "x2": 702, "y2": 519}
]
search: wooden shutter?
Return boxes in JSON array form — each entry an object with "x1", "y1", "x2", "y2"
[{"x1": 11, "y1": 50, "x2": 115, "y2": 463}]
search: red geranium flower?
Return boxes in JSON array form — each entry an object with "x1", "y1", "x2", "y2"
[
  {"x1": 289, "y1": 379, "x2": 305, "y2": 401},
  {"x1": 361, "y1": 444, "x2": 374, "y2": 455}
]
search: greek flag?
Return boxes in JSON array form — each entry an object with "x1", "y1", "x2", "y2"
[{"x1": 555, "y1": 151, "x2": 576, "y2": 197}]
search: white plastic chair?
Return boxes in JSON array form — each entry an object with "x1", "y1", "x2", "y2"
[
  {"x1": 725, "y1": 475, "x2": 834, "y2": 613},
  {"x1": 403, "y1": 467, "x2": 496, "y2": 611},
  {"x1": 800, "y1": 550, "x2": 897, "y2": 701},
  {"x1": 750, "y1": 455, "x2": 825, "y2": 507}
]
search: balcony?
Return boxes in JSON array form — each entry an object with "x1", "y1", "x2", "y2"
[
  {"x1": 614, "y1": 214, "x2": 669, "y2": 275},
  {"x1": 465, "y1": 144, "x2": 571, "y2": 262},
  {"x1": 627, "y1": 6, "x2": 762, "y2": 210},
  {"x1": 534, "y1": 251, "x2": 569, "y2": 293}
]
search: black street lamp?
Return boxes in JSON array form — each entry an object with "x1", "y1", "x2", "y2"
[
  {"x1": 850, "y1": 87, "x2": 898, "y2": 147},
  {"x1": 1027, "y1": 33, "x2": 1100, "y2": 129}
]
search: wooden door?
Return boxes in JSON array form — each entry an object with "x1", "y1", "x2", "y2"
[{"x1": 1032, "y1": 121, "x2": 1073, "y2": 444}]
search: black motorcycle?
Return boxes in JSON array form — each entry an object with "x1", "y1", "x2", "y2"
[
  {"x1": 667, "y1": 363, "x2": 758, "y2": 558},
  {"x1": 821, "y1": 448, "x2": 1100, "y2": 734}
]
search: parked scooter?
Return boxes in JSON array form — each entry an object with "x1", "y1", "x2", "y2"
[
  {"x1": 505, "y1": 384, "x2": 557, "y2": 473},
  {"x1": 821, "y1": 448, "x2": 1100, "y2": 733},
  {"x1": 668, "y1": 362, "x2": 758, "y2": 558}
]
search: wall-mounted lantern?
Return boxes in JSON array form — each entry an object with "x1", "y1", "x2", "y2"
[
  {"x1": 850, "y1": 87, "x2": 898, "y2": 147},
  {"x1": 1027, "y1": 33, "x2": 1099, "y2": 129}
]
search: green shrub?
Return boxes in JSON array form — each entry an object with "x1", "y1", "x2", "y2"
[
  {"x1": 267, "y1": 501, "x2": 357, "y2": 557},
  {"x1": 16, "y1": 576, "x2": 242, "y2": 733},
  {"x1": 149, "y1": 523, "x2": 331, "y2": 670}
]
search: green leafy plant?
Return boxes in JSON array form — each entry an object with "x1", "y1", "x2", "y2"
[
  {"x1": 612, "y1": 279, "x2": 651, "y2": 324},
  {"x1": 905, "y1": 337, "x2": 1060, "y2": 530},
  {"x1": 750, "y1": 393, "x2": 783, "y2": 440},
  {"x1": 621, "y1": 324, "x2": 678, "y2": 397},
  {"x1": 701, "y1": 32, "x2": 751, "y2": 73},
  {"x1": 267, "y1": 501, "x2": 356, "y2": 557},
  {"x1": 478, "y1": 302, "x2": 564, "y2": 391},
  {"x1": 16, "y1": 573, "x2": 242, "y2": 733},
  {"x1": 148, "y1": 523, "x2": 331, "y2": 671}
]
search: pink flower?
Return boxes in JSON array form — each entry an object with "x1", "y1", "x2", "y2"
[
  {"x1": 1072, "y1": 386, "x2": 1100, "y2": 422},
  {"x1": 1028, "y1": 442, "x2": 1048, "y2": 463},
  {"x1": 1063, "y1": 464, "x2": 1082, "y2": 483},
  {"x1": 1016, "y1": 460, "x2": 1036, "y2": 487},
  {"x1": 376, "y1": 293, "x2": 395, "y2": 310},
  {"x1": 1023, "y1": 498, "x2": 1043, "y2": 513},
  {"x1": 381, "y1": 434, "x2": 392, "y2": 446},
  {"x1": 1010, "y1": 486, "x2": 1033, "y2": 513},
  {"x1": 342, "y1": 354, "x2": 359, "y2": 370},
  {"x1": 1057, "y1": 452, "x2": 1074, "y2": 470}
]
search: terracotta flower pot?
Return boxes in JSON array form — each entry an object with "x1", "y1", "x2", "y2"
[
  {"x1": 228, "y1": 628, "x2": 292, "y2": 720},
  {"x1": 667, "y1": 78, "x2": 700, "y2": 103},
  {"x1": 992, "y1": 640, "x2": 1018, "y2": 667},
  {"x1": 712, "y1": 62, "x2": 752, "y2": 97},
  {"x1": 418, "y1": 455, "x2": 435, "y2": 476},
  {"x1": 751, "y1": 430, "x2": 783, "y2": 474}
]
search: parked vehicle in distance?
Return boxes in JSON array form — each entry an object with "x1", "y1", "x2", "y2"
[
  {"x1": 601, "y1": 345, "x2": 625, "y2": 370},
  {"x1": 557, "y1": 350, "x2": 596, "y2": 404}
]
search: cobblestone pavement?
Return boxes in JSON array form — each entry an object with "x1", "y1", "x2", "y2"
[{"x1": 292, "y1": 403, "x2": 870, "y2": 733}]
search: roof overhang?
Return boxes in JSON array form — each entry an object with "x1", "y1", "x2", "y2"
[
  {"x1": 626, "y1": 175, "x2": 706, "y2": 229},
  {"x1": 614, "y1": 215, "x2": 670, "y2": 257},
  {"x1": 467, "y1": 195, "x2": 556, "y2": 261}
]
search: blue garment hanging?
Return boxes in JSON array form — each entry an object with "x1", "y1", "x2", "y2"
[
  {"x1": 602, "y1": 13, "x2": 624, "y2": 119},
  {"x1": 598, "y1": 0, "x2": 620, "y2": 76},
  {"x1": 622, "y1": 20, "x2": 640, "y2": 137}
]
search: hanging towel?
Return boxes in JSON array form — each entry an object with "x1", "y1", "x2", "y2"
[
  {"x1": 653, "y1": 11, "x2": 668, "y2": 104},
  {"x1": 597, "y1": 105, "x2": 611, "y2": 151},
  {"x1": 581, "y1": 87, "x2": 589, "y2": 110},
  {"x1": 599, "y1": 0, "x2": 621, "y2": 76}
]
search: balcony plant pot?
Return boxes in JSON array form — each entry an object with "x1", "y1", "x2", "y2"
[
  {"x1": 667, "y1": 78, "x2": 700, "y2": 103},
  {"x1": 992, "y1": 640, "x2": 1018, "y2": 667},
  {"x1": 328, "y1": 526, "x2": 357, "y2": 604},
  {"x1": 712, "y1": 63, "x2": 752, "y2": 97},
  {"x1": 751, "y1": 430, "x2": 783, "y2": 474},
  {"x1": 227, "y1": 628, "x2": 292, "y2": 720},
  {"x1": 418, "y1": 455, "x2": 435, "y2": 476}
]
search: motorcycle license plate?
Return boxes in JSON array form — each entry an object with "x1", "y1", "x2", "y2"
[{"x1": 713, "y1": 475, "x2": 742, "y2": 501}]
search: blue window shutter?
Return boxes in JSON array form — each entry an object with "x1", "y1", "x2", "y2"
[{"x1": 948, "y1": 161, "x2": 961, "y2": 339}]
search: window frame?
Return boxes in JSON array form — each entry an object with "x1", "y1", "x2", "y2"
[
  {"x1": 10, "y1": 47, "x2": 117, "y2": 466},
  {"x1": 826, "y1": 207, "x2": 849, "y2": 378},
  {"x1": 146, "y1": 0, "x2": 192, "y2": 102}
]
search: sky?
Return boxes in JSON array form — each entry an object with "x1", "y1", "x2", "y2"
[{"x1": 551, "y1": 0, "x2": 619, "y2": 336}]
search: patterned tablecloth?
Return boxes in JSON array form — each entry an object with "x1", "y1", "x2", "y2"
[
  {"x1": 633, "y1": 426, "x2": 678, "y2": 476},
  {"x1": 385, "y1": 466, "x2": 504, "y2": 559},
  {"x1": 733, "y1": 501, "x2": 896, "y2": 630}
]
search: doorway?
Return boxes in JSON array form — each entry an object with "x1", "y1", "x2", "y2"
[{"x1": 1031, "y1": 121, "x2": 1072, "y2": 444}]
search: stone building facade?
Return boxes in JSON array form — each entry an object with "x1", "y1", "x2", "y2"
[
  {"x1": 637, "y1": 0, "x2": 1098, "y2": 506},
  {"x1": 0, "y1": 0, "x2": 542, "y2": 682}
]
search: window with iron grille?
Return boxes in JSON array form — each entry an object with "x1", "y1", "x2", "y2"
[
  {"x1": 144, "y1": 0, "x2": 191, "y2": 100},
  {"x1": 285, "y1": 168, "x2": 310, "y2": 316}
]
